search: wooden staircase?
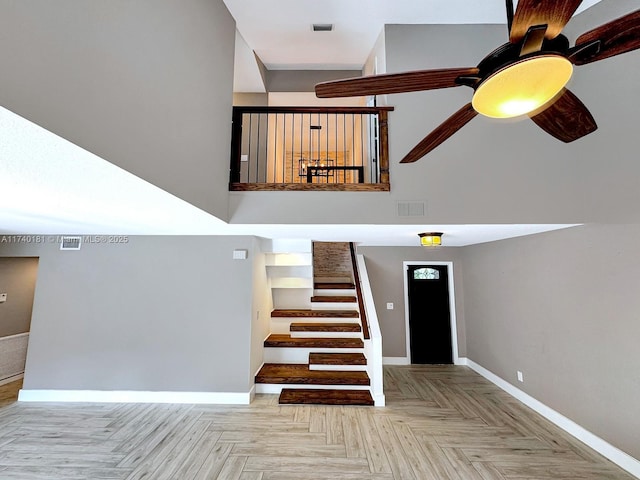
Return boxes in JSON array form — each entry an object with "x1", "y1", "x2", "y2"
[{"x1": 256, "y1": 242, "x2": 374, "y2": 405}]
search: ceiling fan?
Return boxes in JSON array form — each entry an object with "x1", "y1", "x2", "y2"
[{"x1": 315, "y1": 1, "x2": 640, "y2": 163}]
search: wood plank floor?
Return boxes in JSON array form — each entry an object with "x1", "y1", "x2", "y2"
[{"x1": 0, "y1": 366, "x2": 635, "y2": 479}]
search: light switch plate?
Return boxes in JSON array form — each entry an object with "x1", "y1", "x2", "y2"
[
  {"x1": 0, "y1": 293, "x2": 6, "y2": 303},
  {"x1": 386, "y1": 302, "x2": 394, "y2": 310}
]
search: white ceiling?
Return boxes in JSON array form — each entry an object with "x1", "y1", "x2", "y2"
[
  {"x1": 0, "y1": 106, "x2": 576, "y2": 246},
  {"x1": 226, "y1": 0, "x2": 603, "y2": 72}
]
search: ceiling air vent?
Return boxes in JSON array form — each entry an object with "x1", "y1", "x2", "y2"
[
  {"x1": 397, "y1": 201, "x2": 425, "y2": 217},
  {"x1": 312, "y1": 24, "x2": 333, "y2": 32},
  {"x1": 60, "y1": 236, "x2": 82, "y2": 250}
]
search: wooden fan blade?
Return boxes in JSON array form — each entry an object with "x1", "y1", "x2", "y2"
[
  {"x1": 530, "y1": 89, "x2": 597, "y2": 143},
  {"x1": 315, "y1": 68, "x2": 479, "y2": 98},
  {"x1": 573, "y1": 9, "x2": 640, "y2": 65},
  {"x1": 400, "y1": 103, "x2": 478, "y2": 163},
  {"x1": 509, "y1": 0, "x2": 583, "y2": 43}
]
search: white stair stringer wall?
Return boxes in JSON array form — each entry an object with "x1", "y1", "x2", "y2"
[
  {"x1": 262, "y1": 238, "x2": 313, "y2": 323},
  {"x1": 357, "y1": 254, "x2": 385, "y2": 407}
]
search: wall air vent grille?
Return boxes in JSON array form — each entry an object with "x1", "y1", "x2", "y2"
[
  {"x1": 312, "y1": 24, "x2": 333, "y2": 32},
  {"x1": 60, "y1": 236, "x2": 81, "y2": 250},
  {"x1": 397, "y1": 201, "x2": 425, "y2": 217}
]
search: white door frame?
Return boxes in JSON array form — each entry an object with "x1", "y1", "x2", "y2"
[{"x1": 403, "y1": 261, "x2": 462, "y2": 365}]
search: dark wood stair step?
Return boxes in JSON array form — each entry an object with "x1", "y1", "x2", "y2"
[
  {"x1": 279, "y1": 388, "x2": 374, "y2": 406},
  {"x1": 256, "y1": 364, "x2": 370, "y2": 385},
  {"x1": 264, "y1": 334, "x2": 364, "y2": 349},
  {"x1": 311, "y1": 295, "x2": 357, "y2": 303},
  {"x1": 290, "y1": 322, "x2": 361, "y2": 333},
  {"x1": 271, "y1": 309, "x2": 359, "y2": 318},
  {"x1": 309, "y1": 352, "x2": 367, "y2": 366},
  {"x1": 314, "y1": 282, "x2": 356, "y2": 290}
]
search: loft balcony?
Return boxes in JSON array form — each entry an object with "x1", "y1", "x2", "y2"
[{"x1": 229, "y1": 106, "x2": 393, "y2": 191}]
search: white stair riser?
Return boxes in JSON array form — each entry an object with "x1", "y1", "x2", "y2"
[
  {"x1": 311, "y1": 302, "x2": 358, "y2": 310},
  {"x1": 271, "y1": 278, "x2": 313, "y2": 289},
  {"x1": 314, "y1": 289, "x2": 356, "y2": 296},
  {"x1": 256, "y1": 384, "x2": 371, "y2": 394},
  {"x1": 265, "y1": 253, "x2": 312, "y2": 266},
  {"x1": 309, "y1": 364, "x2": 367, "y2": 372},
  {"x1": 264, "y1": 347, "x2": 364, "y2": 364},
  {"x1": 267, "y1": 265, "x2": 312, "y2": 278},
  {"x1": 290, "y1": 331, "x2": 362, "y2": 339},
  {"x1": 272, "y1": 289, "x2": 313, "y2": 309}
]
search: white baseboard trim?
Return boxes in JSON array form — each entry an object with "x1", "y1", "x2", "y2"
[
  {"x1": 0, "y1": 373, "x2": 24, "y2": 387},
  {"x1": 18, "y1": 389, "x2": 253, "y2": 405},
  {"x1": 383, "y1": 357, "x2": 410, "y2": 365},
  {"x1": 464, "y1": 358, "x2": 640, "y2": 479}
]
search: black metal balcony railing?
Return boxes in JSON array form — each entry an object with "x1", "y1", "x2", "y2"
[{"x1": 229, "y1": 106, "x2": 392, "y2": 191}]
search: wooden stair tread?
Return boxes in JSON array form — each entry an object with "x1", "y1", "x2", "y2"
[
  {"x1": 311, "y1": 295, "x2": 357, "y2": 303},
  {"x1": 314, "y1": 282, "x2": 356, "y2": 290},
  {"x1": 272, "y1": 309, "x2": 359, "y2": 318},
  {"x1": 264, "y1": 334, "x2": 364, "y2": 349},
  {"x1": 256, "y1": 364, "x2": 370, "y2": 385},
  {"x1": 290, "y1": 322, "x2": 361, "y2": 332},
  {"x1": 279, "y1": 388, "x2": 374, "y2": 405},
  {"x1": 309, "y1": 353, "x2": 367, "y2": 366}
]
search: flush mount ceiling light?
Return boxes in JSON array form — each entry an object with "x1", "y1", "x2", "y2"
[
  {"x1": 419, "y1": 232, "x2": 443, "y2": 247},
  {"x1": 316, "y1": 1, "x2": 640, "y2": 162}
]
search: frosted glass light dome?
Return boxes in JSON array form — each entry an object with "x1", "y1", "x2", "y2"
[{"x1": 472, "y1": 55, "x2": 573, "y2": 119}]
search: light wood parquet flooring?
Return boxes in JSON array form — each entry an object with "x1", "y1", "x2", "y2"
[{"x1": 0, "y1": 366, "x2": 635, "y2": 479}]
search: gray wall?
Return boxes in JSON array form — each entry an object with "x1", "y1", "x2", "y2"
[
  {"x1": 358, "y1": 246, "x2": 466, "y2": 358},
  {"x1": 462, "y1": 224, "x2": 640, "y2": 460},
  {"x1": 0, "y1": 257, "x2": 38, "y2": 337},
  {"x1": 1, "y1": 236, "x2": 257, "y2": 393},
  {"x1": 228, "y1": 0, "x2": 640, "y2": 226},
  {"x1": 0, "y1": 0, "x2": 235, "y2": 220},
  {"x1": 265, "y1": 70, "x2": 361, "y2": 92},
  {"x1": 250, "y1": 238, "x2": 273, "y2": 381}
]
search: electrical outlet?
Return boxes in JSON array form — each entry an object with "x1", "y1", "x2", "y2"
[
  {"x1": 386, "y1": 302, "x2": 394, "y2": 310},
  {"x1": 517, "y1": 371, "x2": 524, "y2": 382},
  {"x1": 0, "y1": 293, "x2": 6, "y2": 303}
]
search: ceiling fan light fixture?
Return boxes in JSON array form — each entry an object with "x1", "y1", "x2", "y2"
[
  {"x1": 472, "y1": 55, "x2": 574, "y2": 119},
  {"x1": 419, "y1": 232, "x2": 443, "y2": 247}
]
